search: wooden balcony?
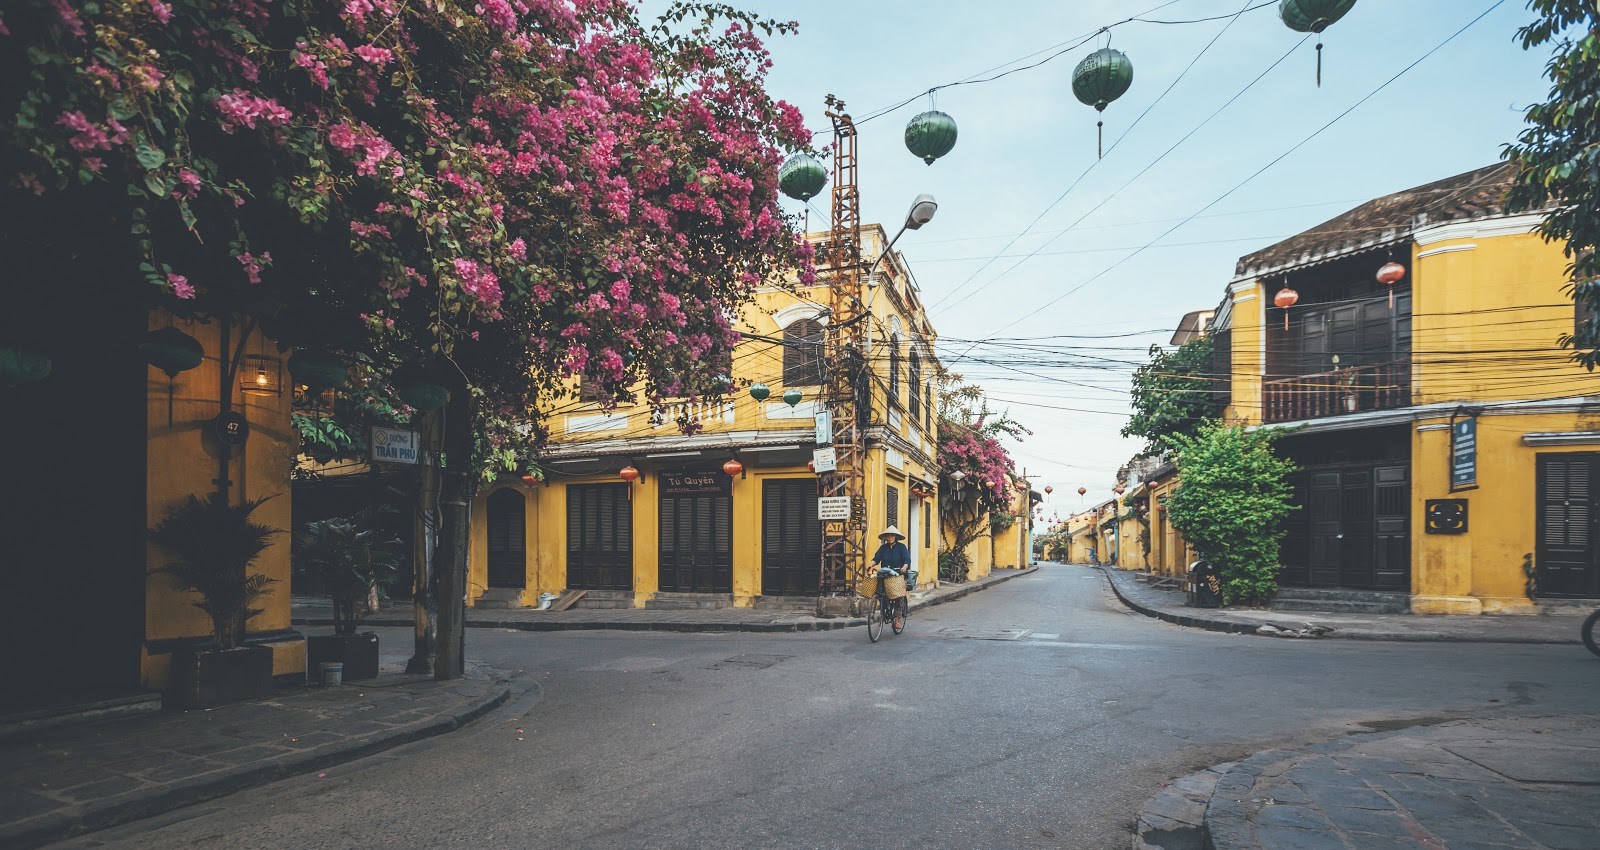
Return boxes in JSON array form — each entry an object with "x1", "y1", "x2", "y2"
[{"x1": 1262, "y1": 362, "x2": 1410, "y2": 424}]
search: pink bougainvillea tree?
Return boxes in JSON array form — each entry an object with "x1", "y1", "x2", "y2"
[
  {"x1": 0, "y1": 0, "x2": 813, "y2": 676},
  {"x1": 935, "y1": 372, "x2": 1026, "y2": 582}
]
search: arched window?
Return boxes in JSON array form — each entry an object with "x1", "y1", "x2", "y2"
[
  {"x1": 888, "y1": 333, "x2": 901, "y2": 403},
  {"x1": 782, "y1": 317, "x2": 824, "y2": 386},
  {"x1": 908, "y1": 347, "x2": 921, "y2": 424}
]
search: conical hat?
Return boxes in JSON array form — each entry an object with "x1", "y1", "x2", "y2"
[{"x1": 879, "y1": 526, "x2": 903, "y2": 540}]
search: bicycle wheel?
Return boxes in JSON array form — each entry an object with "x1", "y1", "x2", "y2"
[
  {"x1": 866, "y1": 594, "x2": 883, "y2": 642},
  {"x1": 1583, "y1": 609, "x2": 1600, "y2": 658}
]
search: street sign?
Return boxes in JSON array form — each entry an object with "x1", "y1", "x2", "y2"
[
  {"x1": 371, "y1": 426, "x2": 421, "y2": 464},
  {"x1": 1450, "y1": 415, "x2": 1477, "y2": 491},
  {"x1": 813, "y1": 409, "x2": 832, "y2": 446},
  {"x1": 812, "y1": 447, "x2": 837, "y2": 473},
  {"x1": 818, "y1": 496, "x2": 851, "y2": 520}
]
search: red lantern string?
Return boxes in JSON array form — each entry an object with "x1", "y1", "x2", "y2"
[
  {"x1": 1274, "y1": 285, "x2": 1300, "y2": 331},
  {"x1": 1377, "y1": 262, "x2": 1406, "y2": 311}
]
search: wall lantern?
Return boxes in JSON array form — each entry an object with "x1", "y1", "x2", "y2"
[
  {"x1": 722, "y1": 458, "x2": 745, "y2": 478},
  {"x1": 749, "y1": 382, "x2": 771, "y2": 402},
  {"x1": 1274, "y1": 285, "x2": 1300, "y2": 331},
  {"x1": 240, "y1": 353, "x2": 282, "y2": 396},
  {"x1": 783, "y1": 389, "x2": 803, "y2": 407},
  {"x1": 141, "y1": 328, "x2": 205, "y2": 378},
  {"x1": 620, "y1": 464, "x2": 640, "y2": 483},
  {"x1": 1376, "y1": 261, "x2": 1406, "y2": 310}
]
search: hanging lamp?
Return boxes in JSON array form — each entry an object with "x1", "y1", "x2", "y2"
[
  {"x1": 1274, "y1": 285, "x2": 1301, "y2": 331},
  {"x1": 748, "y1": 382, "x2": 771, "y2": 402},
  {"x1": 288, "y1": 349, "x2": 350, "y2": 392},
  {"x1": 783, "y1": 389, "x2": 803, "y2": 407},
  {"x1": 778, "y1": 153, "x2": 828, "y2": 201},
  {"x1": 619, "y1": 464, "x2": 640, "y2": 483},
  {"x1": 904, "y1": 109, "x2": 958, "y2": 166},
  {"x1": 140, "y1": 328, "x2": 205, "y2": 378},
  {"x1": 1376, "y1": 261, "x2": 1406, "y2": 310},
  {"x1": 1280, "y1": 0, "x2": 1358, "y2": 87},
  {"x1": 392, "y1": 362, "x2": 450, "y2": 412},
  {"x1": 1071, "y1": 46, "x2": 1134, "y2": 159},
  {"x1": 722, "y1": 458, "x2": 744, "y2": 477}
]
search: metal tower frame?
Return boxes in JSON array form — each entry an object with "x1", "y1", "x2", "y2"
[{"x1": 820, "y1": 95, "x2": 867, "y2": 594}]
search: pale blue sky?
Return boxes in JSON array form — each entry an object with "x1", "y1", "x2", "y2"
[{"x1": 710, "y1": 0, "x2": 1549, "y2": 511}]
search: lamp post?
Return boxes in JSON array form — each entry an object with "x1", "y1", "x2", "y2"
[{"x1": 863, "y1": 194, "x2": 937, "y2": 360}]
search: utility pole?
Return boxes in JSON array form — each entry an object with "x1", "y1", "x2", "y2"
[{"x1": 819, "y1": 95, "x2": 867, "y2": 602}]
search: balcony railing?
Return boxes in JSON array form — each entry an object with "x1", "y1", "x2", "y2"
[
  {"x1": 651, "y1": 401, "x2": 736, "y2": 430},
  {"x1": 1262, "y1": 361, "x2": 1410, "y2": 424}
]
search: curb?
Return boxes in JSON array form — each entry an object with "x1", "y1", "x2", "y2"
[
  {"x1": 2, "y1": 675, "x2": 513, "y2": 850},
  {"x1": 1095, "y1": 566, "x2": 1580, "y2": 645},
  {"x1": 294, "y1": 567, "x2": 1038, "y2": 634}
]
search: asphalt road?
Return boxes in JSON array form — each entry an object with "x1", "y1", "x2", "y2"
[{"x1": 50, "y1": 566, "x2": 1600, "y2": 850}]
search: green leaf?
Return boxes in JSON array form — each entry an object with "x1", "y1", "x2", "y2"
[{"x1": 136, "y1": 144, "x2": 166, "y2": 171}]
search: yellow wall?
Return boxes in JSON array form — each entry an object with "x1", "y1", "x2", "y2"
[
  {"x1": 143, "y1": 314, "x2": 300, "y2": 689},
  {"x1": 1224, "y1": 280, "x2": 1265, "y2": 427}
]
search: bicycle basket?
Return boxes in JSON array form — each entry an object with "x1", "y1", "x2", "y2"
[
  {"x1": 882, "y1": 574, "x2": 908, "y2": 599},
  {"x1": 855, "y1": 575, "x2": 880, "y2": 598}
]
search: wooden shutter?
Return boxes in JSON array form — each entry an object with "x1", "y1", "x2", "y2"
[
  {"x1": 783, "y1": 318, "x2": 824, "y2": 386},
  {"x1": 924, "y1": 502, "x2": 932, "y2": 548},
  {"x1": 908, "y1": 350, "x2": 921, "y2": 421},
  {"x1": 886, "y1": 485, "x2": 899, "y2": 529},
  {"x1": 889, "y1": 335, "x2": 900, "y2": 402}
]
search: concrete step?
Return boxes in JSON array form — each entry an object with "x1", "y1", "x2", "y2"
[
  {"x1": 751, "y1": 596, "x2": 817, "y2": 612},
  {"x1": 645, "y1": 593, "x2": 735, "y2": 611},
  {"x1": 1274, "y1": 587, "x2": 1409, "y2": 603},
  {"x1": 571, "y1": 590, "x2": 636, "y2": 610},
  {"x1": 473, "y1": 588, "x2": 526, "y2": 609},
  {"x1": 1272, "y1": 597, "x2": 1410, "y2": 615}
]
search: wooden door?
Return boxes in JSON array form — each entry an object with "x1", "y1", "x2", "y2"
[
  {"x1": 1279, "y1": 472, "x2": 1311, "y2": 586},
  {"x1": 659, "y1": 473, "x2": 733, "y2": 593},
  {"x1": 1307, "y1": 470, "x2": 1343, "y2": 586},
  {"x1": 567, "y1": 484, "x2": 633, "y2": 590},
  {"x1": 486, "y1": 489, "x2": 526, "y2": 588},
  {"x1": 1372, "y1": 464, "x2": 1410, "y2": 590},
  {"x1": 761, "y1": 479, "x2": 820, "y2": 596},
  {"x1": 1537, "y1": 454, "x2": 1599, "y2": 598}
]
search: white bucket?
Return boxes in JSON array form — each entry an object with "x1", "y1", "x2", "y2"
[{"x1": 319, "y1": 661, "x2": 344, "y2": 686}]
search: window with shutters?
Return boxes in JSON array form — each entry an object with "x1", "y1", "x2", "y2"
[
  {"x1": 1536, "y1": 454, "x2": 1599, "y2": 598},
  {"x1": 924, "y1": 502, "x2": 932, "y2": 549},
  {"x1": 886, "y1": 484, "x2": 900, "y2": 530},
  {"x1": 783, "y1": 317, "x2": 825, "y2": 386},
  {"x1": 908, "y1": 348, "x2": 921, "y2": 421},
  {"x1": 888, "y1": 333, "x2": 901, "y2": 405}
]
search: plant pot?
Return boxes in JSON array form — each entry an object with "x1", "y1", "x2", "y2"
[
  {"x1": 1343, "y1": 393, "x2": 1358, "y2": 413},
  {"x1": 307, "y1": 633, "x2": 379, "y2": 682},
  {"x1": 168, "y1": 645, "x2": 274, "y2": 709}
]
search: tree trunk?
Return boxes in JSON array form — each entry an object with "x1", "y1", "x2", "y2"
[
  {"x1": 432, "y1": 380, "x2": 473, "y2": 681},
  {"x1": 406, "y1": 410, "x2": 442, "y2": 675}
]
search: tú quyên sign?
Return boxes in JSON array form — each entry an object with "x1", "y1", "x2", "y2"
[
  {"x1": 371, "y1": 426, "x2": 420, "y2": 465},
  {"x1": 660, "y1": 471, "x2": 731, "y2": 495}
]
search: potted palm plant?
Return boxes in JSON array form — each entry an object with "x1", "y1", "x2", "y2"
[
  {"x1": 149, "y1": 494, "x2": 282, "y2": 709},
  {"x1": 296, "y1": 510, "x2": 403, "y2": 681}
]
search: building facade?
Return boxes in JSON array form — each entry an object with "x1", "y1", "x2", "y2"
[
  {"x1": 1212, "y1": 164, "x2": 1597, "y2": 613},
  {"x1": 464, "y1": 226, "x2": 943, "y2": 608}
]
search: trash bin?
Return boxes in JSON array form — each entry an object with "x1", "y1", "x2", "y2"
[{"x1": 1188, "y1": 559, "x2": 1223, "y2": 608}]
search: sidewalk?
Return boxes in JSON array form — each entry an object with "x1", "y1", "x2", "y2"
[
  {"x1": 1096, "y1": 565, "x2": 1585, "y2": 644},
  {"x1": 0, "y1": 665, "x2": 513, "y2": 850},
  {"x1": 294, "y1": 566, "x2": 1038, "y2": 633},
  {"x1": 1134, "y1": 715, "x2": 1600, "y2": 850}
]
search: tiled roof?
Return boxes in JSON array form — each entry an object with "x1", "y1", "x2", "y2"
[{"x1": 1234, "y1": 163, "x2": 1517, "y2": 279}]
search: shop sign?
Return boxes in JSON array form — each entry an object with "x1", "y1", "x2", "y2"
[
  {"x1": 812, "y1": 447, "x2": 837, "y2": 473},
  {"x1": 660, "y1": 471, "x2": 730, "y2": 495},
  {"x1": 818, "y1": 496, "x2": 852, "y2": 520},
  {"x1": 371, "y1": 426, "x2": 419, "y2": 464},
  {"x1": 1450, "y1": 414, "x2": 1477, "y2": 491}
]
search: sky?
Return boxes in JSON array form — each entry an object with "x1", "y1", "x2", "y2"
[{"x1": 699, "y1": 0, "x2": 1552, "y2": 519}]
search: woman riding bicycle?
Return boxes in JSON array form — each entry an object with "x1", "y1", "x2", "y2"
[{"x1": 871, "y1": 526, "x2": 912, "y2": 585}]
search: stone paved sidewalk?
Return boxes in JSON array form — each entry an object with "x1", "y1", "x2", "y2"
[
  {"x1": 1096, "y1": 565, "x2": 1585, "y2": 644},
  {"x1": 0, "y1": 664, "x2": 512, "y2": 850},
  {"x1": 1157, "y1": 715, "x2": 1600, "y2": 850},
  {"x1": 295, "y1": 566, "x2": 1037, "y2": 633}
]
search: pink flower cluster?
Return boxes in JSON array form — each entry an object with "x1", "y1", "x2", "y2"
[
  {"x1": 167, "y1": 273, "x2": 195, "y2": 299},
  {"x1": 236, "y1": 251, "x2": 271, "y2": 284},
  {"x1": 327, "y1": 123, "x2": 395, "y2": 176},
  {"x1": 453, "y1": 258, "x2": 503, "y2": 306},
  {"x1": 214, "y1": 90, "x2": 292, "y2": 133}
]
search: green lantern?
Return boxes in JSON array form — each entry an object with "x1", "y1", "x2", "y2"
[
  {"x1": 0, "y1": 348, "x2": 51, "y2": 385},
  {"x1": 1072, "y1": 48, "x2": 1134, "y2": 159},
  {"x1": 392, "y1": 363, "x2": 450, "y2": 412},
  {"x1": 288, "y1": 349, "x2": 350, "y2": 392},
  {"x1": 778, "y1": 154, "x2": 828, "y2": 201},
  {"x1": 139, "y1": 328, "x2": 205, "y2": 378},
  {"x1": 1280, "y1": 0, "x2": 1357, "y2": 86},
  {"x1": 904, "y1": 111, "x2": 958, "y2": 166},
  {"x1": 749, "y1": 382, "x2": 771, "y2": 402},
  {"x1": 783, "y1": 389, "x2": 803, "y2": 407}
]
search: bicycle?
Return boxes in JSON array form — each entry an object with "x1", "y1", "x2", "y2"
[
  {"x1": 1584, "y1": 609, "x2": 1600, "y2": 658},
  {"x1": 861, "y1": 572, "x2": 909, "y2": 643}
]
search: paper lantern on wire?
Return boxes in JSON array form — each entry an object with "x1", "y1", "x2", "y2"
[
  {"x1": 1071, "y1": 48, "x2": 1134, "y2": 158},
  {"x1": 1280, "y1": 0, "x2": 1358, "y2": 86}
]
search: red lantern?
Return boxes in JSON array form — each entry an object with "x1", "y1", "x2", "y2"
[
  {"x1": 1274, "y1": 285, "x2": 1300, "y2": 331},
  {"x1": 807, "y1": 460, "x2": 816, "y2": 473},
  {"x1": 519, "y1": 472, "x2": 538, "y2": 487},
  {"x1": 1077, "y1": 487, "x2": 1087, "y2": 496},
  {"x1": 1114, "y1": 486, "x2": 1126, "y2": 495},
  {"x1": 1376, "y1": 261, "x2": 1406, "y2": 309},
  {"x1": 619, "y1": 465, "x2": 640, "y2": 483},
  {"x1": 722, "y1": 458, "x2": 744, "y2": 477},
  {"x1": 1044, "y1": 486, "x2": 1054, "y2": 495}
]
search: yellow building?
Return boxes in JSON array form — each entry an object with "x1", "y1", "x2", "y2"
[
  {"x1": 4, "y1": 309, "x2": 301, "y2": 711},
  {"x1": 1213, "y1": 163, "x2": 1598, "y2": 613},
  {"x1": 1144, "y1": 463, "x2": 1193, "y2": 579},
  {"x1": 464, "y1": 225, "x2": 942, "y2": 610}
]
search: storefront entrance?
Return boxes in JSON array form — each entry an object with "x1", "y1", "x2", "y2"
[
  {"x1": 761, "y1": 479, "x2": 820, "y2": 596},
  {"x1": 486, "y1": 489, "x2": 527, "y2": 588},
  {"x1": 659, "y1": 471, "x2": 733, "y2": 593},
  {"x1": 1281, "y1": 462, "x2": 1410, "y2": 590},
  {"x1": 567, "y1": 483, "x2": 633, "y2": 590},
  {"x1": 1536, "y1": 453, "x2": 1600, "y2": 598}
]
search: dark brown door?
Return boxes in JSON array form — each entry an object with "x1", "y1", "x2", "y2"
[
  {"x1": 1372, "y1": 464, "x2": 1410, "y2": 590},
  {"x1": 1537, "y1": 454, "x2": 1599, "y2": 598},
  {"x1": 567, "y1": 484, "x2": 633, "y2": 590},
  {"x1": 660, "y1": 473, "x2": 732, "y2": 593},
  {"x1": 762, "y1": 479, "x2": 820, "y2": 596},
  {"x1": 1279, "y1": 472, "x2": 1311, "y2": 586},
  {"x1": 486, "y1": 489, "x2": 526, "y2": 588},
  {"x1": 1299, "y1": 463, "x2": 1410, "y2": 590},
  {"x1": 1307, "y1": 470, "x2": 1343, "y2": 586}
]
